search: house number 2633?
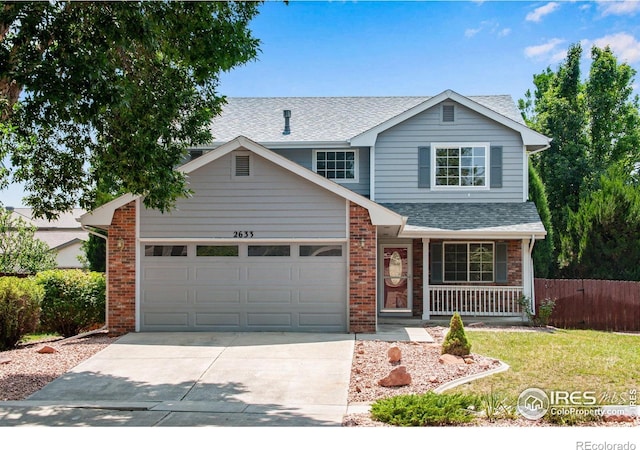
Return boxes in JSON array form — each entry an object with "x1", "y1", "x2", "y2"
[{"x1": 233, "y1": 231, "x2": 254, "y2": 238}]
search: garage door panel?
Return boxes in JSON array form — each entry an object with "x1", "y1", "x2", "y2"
[
  {"x1": 194, "y1": 289, "x2": 241, "y2": 304},
  {"x1": 247, "y1": 313, "x2": 292, "y2": 327},
  {"x1": 144, "y1": 312, "x2": 189, "y2": 327},
  {"x1": 195, "y1": 313, "x2": 241, "y2": 327},
  {"x1": 195, "y1": 266, "x2": 241, "y2": 282},
  {"x1": 143, "y1": 287, "x2": 189, "y2": 304},
  {"x1": 247, "y1": 289, "x2": 292, "y2": 304},
  {"x1": 299, "y1": 313, "x2": 345, "y2": 327},
  {"x1": 144, "y1": 267, "x2": 189, "y2": 281},
  {"x1": 299, "y1": 288, "x2": 344, "y2": 304},
  {"x1": 247, "y1": 266, "x2": 293, "y2": 283}
]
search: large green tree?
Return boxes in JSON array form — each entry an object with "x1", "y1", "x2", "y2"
[
  {"x1": 520, "y1": 43, "x2": 640, "y2": 278},
  {"x1": 564, "y1": 165, "x2": 640, "y2": 280},
  {"x1": 0, "y1": 1, "x2": 260, "y2": 218}
]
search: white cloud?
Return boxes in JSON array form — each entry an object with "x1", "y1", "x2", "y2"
[
  {"x1": 599, "y1": 0, "x2": 640, "y2": 16},
  {"x1": 465, "y1": 27, "x2": 481, "y2": 38},
  {"x1": 524, "y1": 38, "x2": 566, "y2": 61},
  {"x1": 585, "y1": 32, "x2": 640, "y2": 63},
  {"x1": 499, "y1": 28, "x2": 512, "y2": 38},
  {"x1": 526, "y1": 2, "x2": 560, "y2": 22}
]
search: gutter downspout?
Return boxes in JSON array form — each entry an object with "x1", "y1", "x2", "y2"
[
  {"x1": 528, "y1": 234, "x2": 536, "y2": 315},
  {"x1": 81, "y1": 224, "x2": 109, "y2": 334}
]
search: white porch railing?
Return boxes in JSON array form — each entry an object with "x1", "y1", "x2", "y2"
[{"x1": 429, "y1": 285, "x2": 525, "y2": 317}]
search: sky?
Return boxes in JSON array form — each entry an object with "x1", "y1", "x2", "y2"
[{"x1": 3, "y1": 0, "x2": 640, "y2": 208}]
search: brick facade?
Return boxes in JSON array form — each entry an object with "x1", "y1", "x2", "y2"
[
  {"x1": 348, "y1": 202, "x2": 377, "y2": 333},
  {"x1": 107, "y1": 201, "x2": 137, "y2": 335}
]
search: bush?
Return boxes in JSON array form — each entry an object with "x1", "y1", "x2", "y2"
[
  {"x1": 371, "y1": 392, "x2": 481, "y2": 426},
  {"x1": 442, "y1": 312, "x2": 471, "y2": 356},
  {"x1": 518, "y1": 295, "x2": 556, "y2": 327},
  {"x1": 0, "y1": 277, "x2": 44, "y2": 350},
  {"x1": 36, "y1": 270, "x2": 105, "y2": 337}
]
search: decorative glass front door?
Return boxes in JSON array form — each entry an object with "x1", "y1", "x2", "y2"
[{"x1": 380, "y1": 245, "x2": 412, "y2": 312}]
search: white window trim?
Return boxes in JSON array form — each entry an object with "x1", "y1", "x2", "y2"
[
  {"x1": 442, "y1": 241, "x2": 495, "y2": 283},
  {"x1": 231, "y1": 151, "x2": 253, "y2": 179},
  {"x1": 312, "y1": 149, "x2": 359, "y2": 184},
  {"x1": 431, "y1": 142, "x2": 490, "y2": 191}
]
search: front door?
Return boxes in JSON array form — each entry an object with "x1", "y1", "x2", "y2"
[{"x1": 379, "y1": 244, "x2": 412, "y2": 313}]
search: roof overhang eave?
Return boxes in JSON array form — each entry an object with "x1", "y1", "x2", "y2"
[{"x1": 397, "y1": 228, "x2": 547, "y2": 240}]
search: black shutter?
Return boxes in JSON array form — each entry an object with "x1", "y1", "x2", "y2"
[
  {"x1": 418, "y1": 146, "x2": 430, "y2": 188},
  {"x1": 490, "y1": 146, "x2": 503, "y2": 188},
  {"x1": 495, "y1": 242, "x2": 508, "y2": 283},
  {"x1": 430, "y1": 242, "x2": 443, "y2": 283}
]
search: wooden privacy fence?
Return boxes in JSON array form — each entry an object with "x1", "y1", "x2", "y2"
[{"x1": 534, "y1": 278, "x2": 640, "y2": 331}]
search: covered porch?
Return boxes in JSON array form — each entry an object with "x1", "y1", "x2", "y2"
[{"x1": 378, "y1": 202, "x2": 547, "y2": 321}]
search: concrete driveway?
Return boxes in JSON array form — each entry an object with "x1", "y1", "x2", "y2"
[{"x1": 0, "y1": 332, "x2": 355, "y2": 427}]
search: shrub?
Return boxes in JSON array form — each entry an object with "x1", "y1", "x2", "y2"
[
  {"x1": 0, "y1": 277, "x2": 44, "y2": 350},
  {"x1": 371, "y1": 392, "x2": 481, "y2": 426},
  {"x1": 518, "y1": 295, "x2": 556, "y2": 327},
  {"x1": 442, "y1": 312, "x2": 471, "y2": 356},
  {"x1": 36, "y1": 270, "x2": 105, "y2": 337}
]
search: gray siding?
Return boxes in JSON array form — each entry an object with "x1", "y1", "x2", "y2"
[
  {"x1": 140, "y1": 152, "x2": 347, "y2": 239},
  {"x1": 374, "y1": 102, "x2": 524, "y2": 203},
  {"x1": 271, "y1": 147, "x2": 370, "y2": 198}
]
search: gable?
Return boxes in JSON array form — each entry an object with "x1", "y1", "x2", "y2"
[{"x1": 139, "y1": 150, "x2": 349, "y2": 240}]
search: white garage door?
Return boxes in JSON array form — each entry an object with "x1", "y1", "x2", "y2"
[{"x1": 140, "y1": 243, "x2": 347, "y2": 332}]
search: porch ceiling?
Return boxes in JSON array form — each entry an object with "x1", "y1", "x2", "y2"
[{"x1": 381, "y1": 202, "x2": 546, "y2": 239}]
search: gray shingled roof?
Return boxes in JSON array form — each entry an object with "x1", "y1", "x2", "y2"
[
  {"x1": 381, "y1": 202, "x2": 545, "y2": 234},
  {"x1": 209, "y1": 95, "x2": 524, "y2": 144}
]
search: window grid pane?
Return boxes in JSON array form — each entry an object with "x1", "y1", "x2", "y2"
[
  {"x1": 434, "y1": 145, "x2": 487, "y2": 187},
  {"x1": 316, "y1": 151, "x2": 355, "y2": 180}
]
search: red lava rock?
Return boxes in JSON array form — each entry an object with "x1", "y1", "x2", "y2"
[
  {"x1": 387, "y1": 346, "x2": 402, "y2": 363},
  {"x1": 0, "y1": 357, "x2": 11, "y2": 365},
  {"x1": 36, "y1": 346, "x2": 57, "y2": 354},
  {"x1": 439, "y1": 354, "x2": 465, "y2": 365},
  {"x1": 378, "y1": 366, "x2": 412, "y2": 387},
  {"x1": 604, "y1": 414, "x2": 635, "y2": 423}
]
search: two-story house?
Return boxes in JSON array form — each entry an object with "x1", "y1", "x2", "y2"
[{"x1": 81, "y1": 90, "x2": 550, "y2": 335}]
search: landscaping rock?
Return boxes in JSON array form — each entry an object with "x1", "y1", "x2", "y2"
[
  {"x1": 439, "y1": 354, "x2": 465, "y2": 365},
  {"x1": 37, "y1": 346, "x2": 57, "y2": 354},
  {"x1": 378, "y1": 366, "x2": 412, "y2": 387},
  {"x1": 464, "y1": 358, "x2": 475, "y2": 364},
  {"x1": 0, "y1": 357, "x2": 10, "y2": 365},
  {"x1": 387, "y1": 346, "x2": 402, "y2": 363},
  {"x1": 429, "y1": 375, "x2": 438, "y2": 383}
]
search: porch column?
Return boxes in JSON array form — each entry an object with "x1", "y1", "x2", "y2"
[{"x1": 422, "y1": 237, "x2": 430, "y2": 320}]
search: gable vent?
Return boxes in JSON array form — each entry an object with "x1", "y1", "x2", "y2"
[
  {"x1": 235, "y1": 154, "x2": 250, "y2": 177},
  {"x1": 442, "y1": 104, "x2": 455, "y2": 122}
]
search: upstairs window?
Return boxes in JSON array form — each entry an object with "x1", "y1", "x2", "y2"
[
  {"x1": 432, "y1": 143, "x2": 489, "y2": 189},
  {"x1": 313, "y1": 150, "x2": 358, "y2": 183}
]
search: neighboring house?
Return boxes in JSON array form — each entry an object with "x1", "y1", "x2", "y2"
[
  {"x1": 10, "y1": 208, "x2": 88, "y2": 269},
  {"x1": 81, "y1": 89, "x2": 550, "y2": 335}
]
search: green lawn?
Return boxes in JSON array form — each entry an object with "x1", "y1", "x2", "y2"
[{"x1": 451, "y1": 329, "x2": 640, "y2": 405}]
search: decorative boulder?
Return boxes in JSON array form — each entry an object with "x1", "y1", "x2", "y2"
[
  {"x1": 378, "y1": 366, "x2": 412, "y2": 387},
  {"x1": 439, "y1": 354, "x2": 465, "y2": 365},
  {"x1": 387, "y1": 346, "x2": 402, "y2": 363},
  {"x1": 37, "y1": 345, "x2": 57, "y2": 354}
]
